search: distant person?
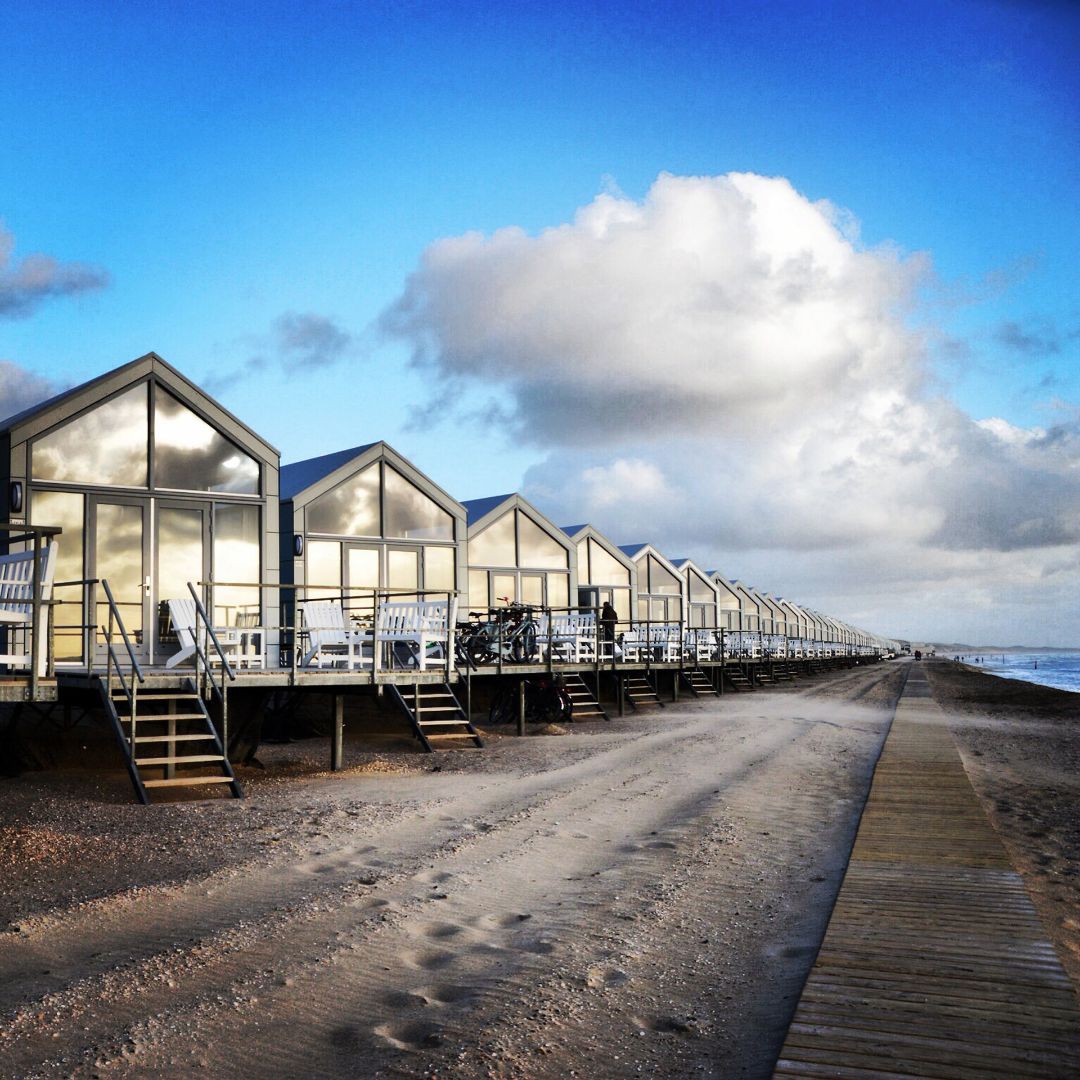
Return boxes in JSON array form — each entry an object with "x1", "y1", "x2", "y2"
[{"x1": 600, "y1": 600, "x2": 618, "y2": 648}]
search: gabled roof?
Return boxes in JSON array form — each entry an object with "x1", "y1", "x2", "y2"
[
  {"x1": 618, "y1": 543, "x2": 648, "y2": 560},
  {"x1": 562, "y1": 523, "x2": 637, "y2": 578},
  {"x1": 280, "y1": 440, "x2": 466, "y2": 519},
  {"x1": 0, "y1": 351, "x2": 280, "y2": 457},
  {"x1": 462, "y1": 494, "x2": 516, "y2": 526},
  {"x1": 463, "y1": 494, "x2": 575, "y2": 558},
  {"x1": 280, "y1": 443, "x2": 376, "y2": 500}
]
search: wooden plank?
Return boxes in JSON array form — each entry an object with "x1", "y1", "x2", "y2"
[{"x1": 773, "y1": 667, "x2": 1080, "y2": 1078}]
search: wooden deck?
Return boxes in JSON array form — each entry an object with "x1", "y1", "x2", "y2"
[{"x1": 774, "y1": 662, "x2": 1080, "y2": 1078}]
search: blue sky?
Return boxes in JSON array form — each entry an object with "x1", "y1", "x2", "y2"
[{"x1": 2, "y1": 0, "x2": 1079, "y2": 642}]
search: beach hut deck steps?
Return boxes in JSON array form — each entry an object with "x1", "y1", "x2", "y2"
[
  {"x1": 388, "y1": 683, "x2": 483, "y2": 752},
  {"x1": 680, "y1": 668, "x2": 718, "y2": 697},
  {"x1": 100, "y1": 682, "x2": 242, "y2": 804},
  {"x1": 562, "y1": 674, "x2": 608, "y2": 720},
  {"x1": 622, "y1": 674, "x2": 664, "y2": 709},
  {"x1": 723, "y1": 667, "x2": 753, "y2": 691}
]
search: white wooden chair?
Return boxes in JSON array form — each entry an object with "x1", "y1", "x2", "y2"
[
  {"x1": 165, "y1": 597, "x2": 266, "y2": 670},
  {"x1": 684, "y1": 628, "x2": 717, "y2": 664},
  {"x1": 299, "y1": 599, "x2": 372, "y2": 669},
  {"x1": 375, "y1": 598, "x2": 456, "y2": 670},
  {"x1": 0, "y1": 543, "x2": 58, "y2": 677},
  {"x1": 539, "y1": 612, "x2": 597, "y2": 663}
]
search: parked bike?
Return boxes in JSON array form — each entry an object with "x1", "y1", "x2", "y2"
[
  {"x1": 488, "y1": 673, "x2": 573, "y2": 725},
  {"x1": 455, "y1": 602, "x2": 539, "y2": 667}
]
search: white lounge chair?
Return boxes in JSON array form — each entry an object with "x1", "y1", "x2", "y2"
[
  {"x1": 299, "y1": 599, "x2": 372, "y2": 669},
  {"x1": 0, "y1": 543, "x2": 58, "y2": 677},
  {"x1": 165, "y1": 597, "x2": 266, "y2": 670}
]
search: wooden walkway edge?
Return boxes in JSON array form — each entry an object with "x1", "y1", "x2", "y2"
[{"x1": 774, "y1": 662, "x2": 1080, "y2": 1078}]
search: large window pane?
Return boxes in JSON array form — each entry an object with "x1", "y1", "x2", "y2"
[
  {"x1": 468, "y1": 569, "x2": 488, "y2": 611},
  {"x1": 30, "y1": 489, "x2": 84, "y2": 661},
  {"x1": 387, "y1": 549, "x2": 419, "y2": 591},
  {"x1": 307, "y1": 540, "x2": 341, "y2": 601},
  {"x1": 96, "y1": 503, "x2": 144, "y2": 642},
  {"x1": 424, "y1": 546, "x2": 455, "y2": 592},
  {"x1": 155, "y1": 390, "x2": 259, "y2": 495},
  {"x1": 347, "y1": 546, "x2": 380, "y2": 589},
  {"x1": 545, "y1": 573, "x2": 569, "y2": 609},
  {"x1": 648, "y1": 555, "x2": 681, "y2": 594},
  {"x1": 520, "y1": 574, "x2": 544, "y2": 606},
  {"x1": 588, "y1": 539, "x2": 630, "y2": 586},
  {"x1": 384, "y1": 466, "x2": 453, "y2": 540},
  {"x1": 33, "y1": 383, "x2": 148, "y2": 487},
  {"x1": 612, "y1": 588, "x2": 631, "y2": 623},
  {"x1": 576, "y1": 540, "x2": 589, "y2": 579},
  {"x1": 470, "y1": 511, "x2": 515, "y2": 566},
  {"x1": 491, "y1": 574, "x2": 516, "y2": 606},
  {"x1": 517, "y1": 512, "x2": 567, "y2": 570},
  {"x1": 307, "y1": 463, "x2": 379, "y2": 536},
  {"x1": 688, "y1": 570, "x2": 715, "y2": 602},
  {"x1": 213, "y1": 504, "x2": 260, "y2": 625}
]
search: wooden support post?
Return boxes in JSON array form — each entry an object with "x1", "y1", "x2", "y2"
[
  {"x1": 672, "y1": 671, "x2": 679, "y2": 702},
  {"x1": 330, "y1": 693, "x2": 344, "y2": 771},
  {"x1": 617, "y1": 674, "x2": 624, "y2": 717},
  {"x1": 517, "y1": 678, "x2": 526, "y2": 736}
]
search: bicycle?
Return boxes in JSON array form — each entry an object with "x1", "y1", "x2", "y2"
[
  {"x1": 488, "y1": 673, "x2": 573, "y2": 725},
  {"x1": 455, "y1": 602, "x2": 539, "y2": 666}
]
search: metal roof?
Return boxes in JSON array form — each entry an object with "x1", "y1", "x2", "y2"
[{"x1": 279, "y1": 443, "x2": 376, "y2": 500}]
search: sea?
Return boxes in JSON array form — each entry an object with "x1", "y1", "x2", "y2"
[{"x1": 953, "y1": 652, "x2": 1080, "y2": 695}]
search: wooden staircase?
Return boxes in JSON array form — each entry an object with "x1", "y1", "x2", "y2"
[
  {"x1": 680, "y1": 667, "x2": 718, "y2": 697},
  {"x1": 102, "y1": 678, "x2": 242, "y2": 804},
  {"x1": 622, "y1": 673, "x2": 664, "y2": 710},
  {"x1": 723, "y1": 665, "x2": 753, "y2": 691},
  {"x1": 563, "y1": 674, "x2": 608, "y2": 720},
  {"x1": 389, "y1": 682, "x2": 483, "y2": 752}
]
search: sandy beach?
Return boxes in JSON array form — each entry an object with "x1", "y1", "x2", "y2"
[{"x1": 0, "y1": 659, "x2": 1076, "y2": 1078}]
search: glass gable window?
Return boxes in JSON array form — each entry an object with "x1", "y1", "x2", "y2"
[
  {"x1": 517, "y1": 513, "x2": 568, "y2": 570},
  {"x1": 307, "y1": 463, "x2": 380, "y2": 536},
  {"x1": 470, "y1": 511, "x2": 516, "y2": 566},
  {"x1": 33, "y1": 383, "x2": 149, "y2": 487},
  {"x1": 647, "y1": 555, "x2": 681, "y2": 594},
  {"x1": 155, "y1": 391, "x2": 259, "y2": 494},
  {"x1": 384, "y1": 466, "x2": 453, "y2": 540},
  {"x1": 688, "y1": 570, "x2": 715, "y2": 602},
  {"x1": 588, "y1": 539, "x2": 630, "y2": 586}
]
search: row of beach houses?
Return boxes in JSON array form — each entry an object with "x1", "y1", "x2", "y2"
[{"x1": 1, "y1": 353, "x2": 895, "y2": 674}]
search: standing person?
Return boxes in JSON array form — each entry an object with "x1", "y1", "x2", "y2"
[{"x1": 600, "y1": 600, "x2": 618, "y2": 655}]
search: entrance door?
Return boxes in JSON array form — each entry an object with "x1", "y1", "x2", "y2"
[
  {"x1": 91, "y1": 497, "x2": 151, "y2": 663},
  {"x1": 156, "y1": 502, "x2": 210, "y2": 662}
]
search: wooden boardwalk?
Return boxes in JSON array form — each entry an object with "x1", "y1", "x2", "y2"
[{"x1": 774, "y1": 663, "x2": 1080, "y2": 1078}]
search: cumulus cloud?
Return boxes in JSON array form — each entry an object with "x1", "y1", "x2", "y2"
[
  {"x1": 0, "y1": 360, "x2": 59, "y2": 422},
  {"x1": 0, "y1": 225, "x2": 108, "y2": 318},
  {"x1": 382, "y1": 173, "x2": 1080, "y2": 642}
]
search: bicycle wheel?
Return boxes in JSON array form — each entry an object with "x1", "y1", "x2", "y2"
[
  {"x1": 488, "y1": 686, "x2": 517, "y2": 725},
  {"x1": 511, "y1": 624, "x2": 537, "y2": 663}
]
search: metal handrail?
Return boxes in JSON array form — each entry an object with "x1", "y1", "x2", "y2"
[{"x1": 100, "y1": 578, "x2": 145, "y2": 685}]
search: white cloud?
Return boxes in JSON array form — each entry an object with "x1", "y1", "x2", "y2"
[
  {"x1": 382, "y1": 173, "x2": 1080, "y2": 643},
  {"x1": 0, "y1": 225, "x2": 108, "y2": 318}
]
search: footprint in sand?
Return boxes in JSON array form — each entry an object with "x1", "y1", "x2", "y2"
[
  {"x1": 415, "y1": 921, "x2": 466, "y2": 941},
  {"x1": 413, "y1": 869, "x2": 455, "y2": 885},
  {"x1": 403, "y1": 948, "x2": 456, "y2": 971},
  {"x1": 417, "y1": 982, "x2": 477, "y2": 1006},
  {"x1": 373, "y1": 1020, "x2": 445, "y2": 1051},
  {"x1": 380, "y1": 989, "x2": 429, "y2": 1009},
  {"x1": 480, "y1": 912, "x2": 533, "y2": 929}
]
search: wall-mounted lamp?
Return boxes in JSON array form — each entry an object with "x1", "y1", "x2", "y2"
[
  {"x1": 9, "y1": 481, "x2": 23, "y2": 514},
  {"x1": 293, "y1": 533, "x2": 304, "y2": 557}
]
